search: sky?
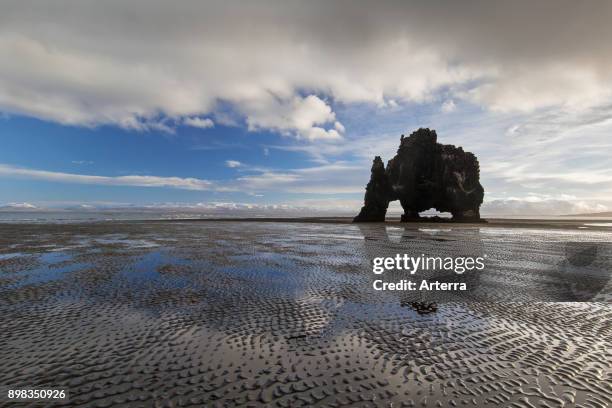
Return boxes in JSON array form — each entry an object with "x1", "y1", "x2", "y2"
[{"x1": 1, "y1": 0, "x2": 611, "y2": 215}]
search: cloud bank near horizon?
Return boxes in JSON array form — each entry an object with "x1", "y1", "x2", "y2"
[
  {"x1": 1, "y1": 197, "x2": 609, "y2": 217},
  {"x1": 3, "y1": 161, "x2": 609, "y2": 215}
]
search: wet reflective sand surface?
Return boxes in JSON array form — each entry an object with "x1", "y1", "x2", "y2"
[{"x1": 0, "y1": 221, "x2": 610, "y2": 407}]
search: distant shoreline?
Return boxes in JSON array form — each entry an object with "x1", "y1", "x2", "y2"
[
  {"x1": 560, "y1": 211, "x2": 612, "y2": 217},
  {"x1": 151, "y1": 216, "x2": 611, "y2": 231}
]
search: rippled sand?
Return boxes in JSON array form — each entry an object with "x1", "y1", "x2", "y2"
[{"x1": 0, "y1": 221, "x2": 610, "y2": 407}]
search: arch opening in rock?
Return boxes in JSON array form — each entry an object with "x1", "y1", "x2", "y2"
[{"x1": 418, "y1": 209, "x2": 452, "y2": 219}]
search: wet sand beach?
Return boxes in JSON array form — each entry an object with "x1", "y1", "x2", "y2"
[{"x1": 0, "y1": 220, "x2": 611, "y2": 407}]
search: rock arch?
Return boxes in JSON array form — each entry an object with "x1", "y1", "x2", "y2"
[{"x1": 353, "y1": 128, "x2": 484, "y2": 222}]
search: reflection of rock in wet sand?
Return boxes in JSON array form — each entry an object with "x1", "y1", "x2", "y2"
[
  {"x1": 357, "y1": 223, "x2": 611, "y2": 303},
  {"x1": 0, "y1": 221, "x2": 610, "y2": 407}
]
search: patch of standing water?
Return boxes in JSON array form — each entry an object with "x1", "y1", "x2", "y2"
[
  {"x1": 0, "y1": 252, "x2": 23, "y2": 261},
  {"x1": 94, "y1": 235, "x2": 160, "y2": 248},
  {"x1": 8, "y1": 252, "x2": 89, "y2": 288},
  {"x1": 116, "y1": 251, "x2": 191, "y2": 289}
]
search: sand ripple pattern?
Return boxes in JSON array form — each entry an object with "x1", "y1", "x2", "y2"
[{"x1": 0, "y1": 221, "x2": 610, "y2": 407}]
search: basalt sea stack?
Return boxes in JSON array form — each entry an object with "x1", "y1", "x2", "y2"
[{"x1": 354, "y1": 128, "x2": 484, "y2": 222}]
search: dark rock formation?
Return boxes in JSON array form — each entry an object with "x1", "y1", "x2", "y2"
[
  {"x1": 354, "y1": 128, "x2": 484, "y2": 222},
  {"x1": 353, "y1": 156, "x2": 391, "y2": 222}
]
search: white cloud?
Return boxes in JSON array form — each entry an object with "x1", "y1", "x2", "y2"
[
  {"x1": 234, "y1": 162, "x2": 366, "y2": 194},
  {"x1": 334, "y1": 121, "x2": 345, "y2": 134},
  {"x1": 1, "y1": 202, "x2": 38, "y2": 209},
  {"x1": 183, "y1": 117, "x2": 214, "y2": 129},
  {"x1": 3, "y1": 1, "x2": 611, "y2": 140},
  {"x1": 301, "y1": 126, "x2": 342, "y2": 141},
  {"x1": 0, "y1": 160, "x2": 364, "y2": 196},
  {"x1": 441, "y1": 99, "x2": 456, "y2": 113},
  {"x1": 244, "y1": 95, "x2": 343, "y2": 141},
  {"x1": 225, "y1": 160, "x2": 242, "y2": 168},
  {"x1": 146, "y1": 200, "x2": 359, "y2": 215},
  {"x1": 463, "y1": 64, "x2": 612, "y2": 114},
  {"x1": 0, "y1": 163, "x2": 214, "y2": 191},
  {"x1": 482, "y1": 198, "x2": 609, "y2": 216},
  {"x1": 236, "y1": 172, "x2": 301, "y2": 190}
]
